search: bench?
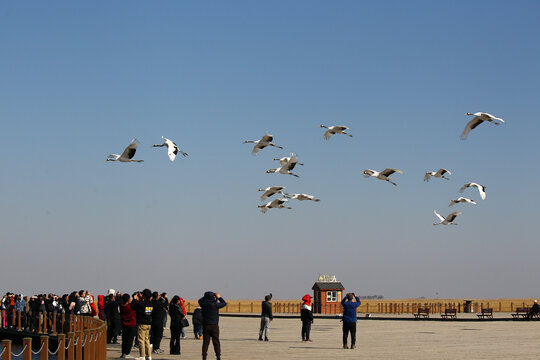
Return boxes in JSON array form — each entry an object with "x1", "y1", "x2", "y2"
[
  {"x1": 440, "y1": 308, "x2": 457, "y2": 319},
  {"x1": 477, "y1": 308, "x2": 493, "y2": 319},
  {"x1": 512, "y1": 307, "x2": 530, "y2": 319},
  {"x1": 413, "y1": 307, "x2": 430, "y2": 319}
]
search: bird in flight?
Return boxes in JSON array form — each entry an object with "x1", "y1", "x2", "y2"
[
  {"x1": 459, "y1": 182, "x2": 486, "y2": 200},
  {"x1": 258, "y1": 186, "x2": 285, "y2": 201},
  {"x1": 243, "y1": 133, "x2": 283, "y2": 155},
  {"x1": 283, "y1": 193, "x2": 320, "y2": 202},
  {"x1": 266, "y1": 153, "x2": 302, "y2": 177},
  {"x1": 424, "y1": 168, "x2": 451, "y2": 182},
  {"x1": 106, "y1": 139, "x2": 144, "y2": 163},
  {"x1": 461, "y1": 112, "x2": 505, "y2": 140},
  {"x1": 152, "y1": 136, "x2": 188, "y2": 162},
  {"x1": 448, "y1": 197, "x2": 477, "y2": 207},
  {"x1": 319, "y1": 125, "x2": 353, "y2": 140},
  {"x1": 258, "y1": 198, "x2": 292, "y2": 213},
  {"x1": 363, "y1": 168, "x2": 403, "y2": 186},
  {"x1": 433, "y1": 210, "x2": 461, "y2": 225}
]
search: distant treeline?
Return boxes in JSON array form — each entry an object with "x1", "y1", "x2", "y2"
[{"x1": 359, "y1": 295, "x2": 384, "y2": 299}]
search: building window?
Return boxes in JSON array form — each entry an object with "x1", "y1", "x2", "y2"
[{"x1": 326, "y1": 291, "x2": 337, "y2": 302}]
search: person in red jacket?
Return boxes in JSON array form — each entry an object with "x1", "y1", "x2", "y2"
[
  {"x1": 179, "y1": 297, "x2": 187, "y2": 338},
  {"x1": 119, "y1": 293, "x2": 137, "y2": 358}
]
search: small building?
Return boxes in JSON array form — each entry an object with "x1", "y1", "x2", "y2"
[{"x1": 312, "y1": 275, "x2": 345, "y2": 314}]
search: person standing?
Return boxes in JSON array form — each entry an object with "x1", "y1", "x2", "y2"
[
  {"x1": 192, "y1": 307, "x2": 203, "y2": 339},
  {"x1": 341, "y1": 292, "x2": 361, "y2": 349},
  {"x1": 119, "y1": 293, "x2": 137, "y2": 359},
  {"x1": 78, "y1": 290, "x2": 93, "y2": 316},
  {"x1": 198, "y1": 291, "x2": 227, "y2": 360},
  {"x1": 132, "y1": 289, "x2": 153, "y2": 360},
  {"x1": 105, "y1": 293, "x2": 121, "y2": 344},
  {"x1": 150, "y1": 292, "x2": 166, "y2": 354},
  {"x1": 300, "y1": 294, "x2": 313, "y2": 342},
  {"x1": 168, "y1": 296, "x2": 185, "y2": 355},
  {"x1": 179, "y1": 297, "x2": 187, "y2": 338},
  {"x1": 258, "y1": 293, "x2": 273, "y2": 341}
]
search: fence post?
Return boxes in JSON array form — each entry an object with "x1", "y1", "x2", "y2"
[
  {"x1": 17, "y1": 312, "x2": 21, "y2": 331},
  {"x1": 83, "y1": 330, "x2": 90, "y2": 360},
  {"x1": 57, "y1": 334, "x2": 65, "y2": 360},
  {"x1": 1, "y1": 339, "x2": 11, "y2": 360},
  {"x1": 88, "y1": 331, "x2": 95, "y2": 360},
  {"x1": 40, "y1": 336, "x2": 49, "y2": 360},
  {"x1": 67, "y1": 332, "x2": 74, "y2": 360},
  {"x1": 75, "y1": 331, "x2": 83, "y2": 360},
  {"x1": 21, "y1": 338, "x2": 31, "y2": 360}
]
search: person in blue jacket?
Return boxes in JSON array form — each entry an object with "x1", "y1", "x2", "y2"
[{"x1": 341, "y1": 292, "x2": 361, "y2": 349}]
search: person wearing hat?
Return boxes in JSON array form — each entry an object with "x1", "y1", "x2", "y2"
[
  {"x1": 258, "y1": 293, "x2": 273, "y2": 341},
  {"x1": 300, "y1": 294, "x2": 314, "y2": 342},
  {"x1": 341, "y1": 292, "x2": 361, "y2": 349}
]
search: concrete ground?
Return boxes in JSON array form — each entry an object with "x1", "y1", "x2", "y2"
[{"x1": 107, "y1": 314, "x2": 540, "y2": 359}]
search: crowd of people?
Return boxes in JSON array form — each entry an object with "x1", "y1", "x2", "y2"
[
  {"x1": 0, "y1": 290, "x2": 95, "y2": 332},
  {"x1": 2, "y1": 289, "x2": 368, "y2": 359},
  {"x1": 1, "y1": 289, "x2": 221, "y2": 360}
]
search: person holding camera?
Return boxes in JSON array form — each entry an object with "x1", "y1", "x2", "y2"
[
  {"x1": 258, "y1": 293, "x2": 273, "y2": 341},
  {"x1": 132, "y1": 289, "x2": 153, "y2": 360},
  {"x1": 198, "y1": 291, "x2": 227, "y2": 360},
  {"x1": 341, "y1": 292, "x2": 361, "y2": 349}
]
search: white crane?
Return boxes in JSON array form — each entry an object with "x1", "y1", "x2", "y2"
[
  {"x1": 106, "y1": 139, "x2": 144, "y2": 163},
  {"x1": 449, "y1": 197, "x2": 477, "y2": 207},
  {"x1": 266, "y1": 153, "x2": 301, "y2": 177},
  {"x1": 319, "y1": 125, "x2": 353, "y2": 140},
  {"x1": 459, "y1": 182, "x2": 486, "y2": 200},
  {"x1": 283, "y1": 193, "x2": 320, "y2": 202},
  {"x1": 258, "y1": 198, "x2": 292, "y2": 213},
  {"x1": 424, "y1": 168, "x2": 451, "y2": 181},
  {"x1": 258, "y1": 186, "x2": 285, "y2": 201},
  {"x1": 152, "y1": 136, "x2": 188, "y2": 162},
  {"x1": 243, "y1": 133, "x2": 283, "y2": 155},
  {"x1": 461, "y1": 112, "x2": 505, "y2": 140},
  {"x1": 433, "y1": 210, "x2": 461, "y2": 225},
  {"x1": 363, "y1": 168, "x2": 403, "y2": 186},
  {"x1": 273, "y1": 153, "x2": 304, "y2": 166}
]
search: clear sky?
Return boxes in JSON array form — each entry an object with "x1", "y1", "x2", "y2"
[{"x1": 1, "y1": 1, "x2": 539, "y2": 300}]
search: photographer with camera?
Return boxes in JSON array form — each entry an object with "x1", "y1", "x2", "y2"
[
  {"x1": 198, "y1": 291, "x2": 227, "y2": 360},
  {"x1": 341, "y1": 292, "x2": 361, "y2": 349}
]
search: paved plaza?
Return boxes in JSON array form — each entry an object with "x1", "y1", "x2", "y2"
[{"x1": 106, "y1": 314, "x2": 540, "y2": 359}]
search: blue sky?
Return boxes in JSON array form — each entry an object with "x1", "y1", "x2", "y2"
[{"x1": 1, "y1": 1, "x2": 539, "y2": 299}]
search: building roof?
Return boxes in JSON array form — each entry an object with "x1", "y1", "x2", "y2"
[{"x1": 312, "y1": 282, "x2": 345, "y2": 291}]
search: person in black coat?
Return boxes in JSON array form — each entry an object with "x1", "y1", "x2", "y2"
[
  {"x1": 168, "y1": 296, "x2": 185, "y2": 355},
  {"x1": 150, "y1": 292, "x2": 166, "y2": 353},
  {"x1": 300, "y1": 294, "x2": 314, "y2": 342},
  {"x1": 258, "y1": 293, "x2": 273, "y2": 341},
  {"x1": 105, "y1": 294, "x2": 121, "y2": 343},
  {"x1": 192, "y1": 307, "x2": 203, "y2": 339},
  {"x1": 198, "y1": 291, "x2": 227, "y2": 360}
]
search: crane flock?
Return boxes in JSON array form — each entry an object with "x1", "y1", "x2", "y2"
[{"x1": 105, "y1": 112, "x2": 504, "y2": 224}]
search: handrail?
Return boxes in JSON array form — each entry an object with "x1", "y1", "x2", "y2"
[{"x1": 1, "y1": 314, "x2": 106, "y2": 360}]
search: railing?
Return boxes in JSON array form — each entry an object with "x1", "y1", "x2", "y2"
[
  {"x1": 182, "y1": 299, "x2": 536, "y2": 315},
  {"x1": 0, "y1": 312, "x2": 106, "y2": 360}
]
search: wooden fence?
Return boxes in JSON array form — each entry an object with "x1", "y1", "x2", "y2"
[
  {"x1": 0, "y1": 313, "x2": 106, "y2": 360},
  {"x1": 182, "y1": 299, "x2": 537, "y2": 314}
]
